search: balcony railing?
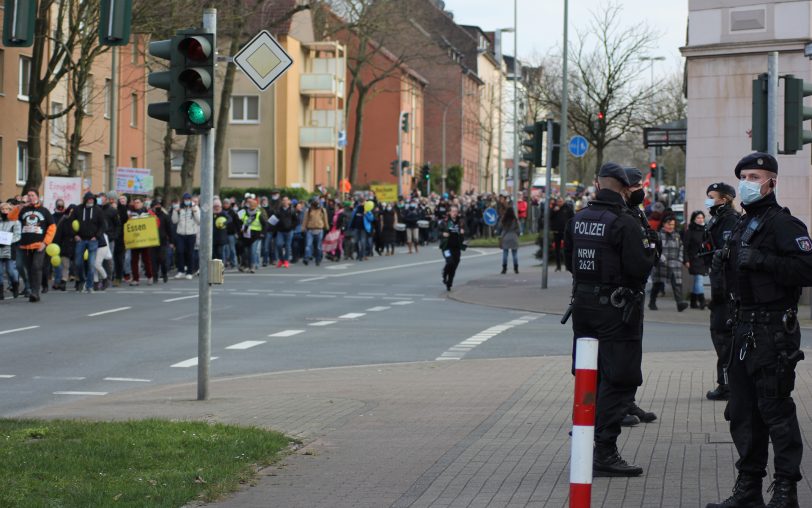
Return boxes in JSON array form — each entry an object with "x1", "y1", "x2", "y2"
[
  {"x1": 300, "y1": 73, "x2": 345, "y2": 98},
  {"x1": 300, "y1": 127, "x2": 336, "y2": 148}
]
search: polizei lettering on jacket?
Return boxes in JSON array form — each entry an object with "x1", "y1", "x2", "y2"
[{"x1": 574, "y1": 220, "x2": 606, "y2": 237}]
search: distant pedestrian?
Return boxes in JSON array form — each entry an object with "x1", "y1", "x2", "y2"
[
  {"x1": 684, "y1": 210, "x2": 708, "y2": 309},
  {"x1": 649, "y1": 216, "x2": 689, "y2": 312},
  {"x1": 440, "y1": 205, "x2": 465, "y2": 291},
  {"x1": 498, "y1": 206, "x2": 520, "y2": 274}
]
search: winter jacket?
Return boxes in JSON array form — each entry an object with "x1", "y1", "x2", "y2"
[
  {"x1": 304, "y1": 206, "x2": 329, "y2": 230},
  {"x1": 12, "y1": 203, "x2": 55, "y2": 250},
  {"x1": 274, "y1": 206, "x2": 297, "y2": 233},
  {"x1": 53, "y1": 213, "x2": 77, "y2": 260},
  {"x1": 75, "y1": 204, "x2": 105, "y2": 240},
  {"x1": 171, "y1": 205, "x2": 200, "y2": 236},
  {"x1": 684, "y1": 223, "x2": 708, "y2": 275},
  {"x1": 213, "y1": 211, "x2": 230, "y2": 247},
  {"x1": 498, "y1": 217, "x2": 520, "y2": 250},
  {"x1": 0, "y1": 217, "x2": 21, "y2": 259},
  {"x1": 102, "y1": 204, "x2": 121, "y2": 241},
  {"x1": 153, "y1": 208, "x2": 172, "y2": 245},
  {"x1": 652, "y1": 230, "x2": 684, "y2": 285}
]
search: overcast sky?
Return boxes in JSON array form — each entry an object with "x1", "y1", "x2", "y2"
[{"x1": 442, "y1": 0, "x2": 688, "y2": 75}]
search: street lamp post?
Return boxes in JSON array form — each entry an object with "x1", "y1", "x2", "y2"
[
  {"x1": 640, "y1": 55, "x2": 665, "y2": 198},
  {"x1": 442, "y1": 103, "x2": 450, "y2": 195},
  {"x1": 511, "y1": 0, "x2": 519, "y2": 214},
  {"x1": 495, "y1": 27, "x2": 513, "y2": 194},
  {"x1": 640, "y1": 55, "x2": 665, "y2": 89}
]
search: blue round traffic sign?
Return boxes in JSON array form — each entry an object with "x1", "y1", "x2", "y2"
[
  {"x1": 568, "y1": 135, "x2": 588, "y2": 158},
  {"x1": 483, "y1": 207, "x2": 498, "y2": 227}
]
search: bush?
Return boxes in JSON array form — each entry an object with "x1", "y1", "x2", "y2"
[{"x1": 154, "y1": 186, "x2": 314, "y2": 202}]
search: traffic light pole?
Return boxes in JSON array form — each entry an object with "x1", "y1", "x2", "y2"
[
  {"x1": 541, "y1": 119, "x2": 553, "y2": 290},
  {"x1": 767, "y1": 51, "x2": 778, "y2": 156},
  {"x1": 397, "y1": 112, "x2": 403, "y2": 199},
  {"x1": 197, "y1": 7, "x2": 216, "y2": 401}
]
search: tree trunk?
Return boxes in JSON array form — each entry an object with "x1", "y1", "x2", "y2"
[
  {"x1": 25, "y1": 104, "x2": 44, "y2": 192},
  {"x1": 162, "y1": 123, "x2": 173, "y2": 199},
  {"x1": 214, "y1": 31, "x2": 240, "y2": 195},
  {"x1": 23, "y1": 3, "x2": 50, "y2": 193},
  {"x1": 180, "y1": 135, "x2": 199, "y2": 195},
  {"x1": 67, "y1": 105, "x2": 85, "y2": 177},
  {"x1": 348, "y1": 87, "x2": 368, "y2": 186}
]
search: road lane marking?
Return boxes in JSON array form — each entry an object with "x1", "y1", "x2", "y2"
[
  {"x1": 309, "y1": 320, "x2": 337, "y2": 327},
  {"x1": 54, "y1": 391, "x2": 108, "y2": 396},
  {"x1": 0, "y1": 375, "x2": 16, "y2": 378},
  {"x1": 34, "y1": 376, "x2": 86, "y2": 380},
  {"x1": 435, "y1": 315, "x2": 543, "y2": 361},
  {"x1": 307, "y1": 294, "x2": 337, "y2": 298},
  {"x1": 366, "y1": 306, "x2": 390, "y2": 312},
  {"x1": 269, "y1": 330, "x2": 305, "y2": 337},
  {"x1": 300, "y1": 276, "x2": 327, "y2": 282},
  {"x1": 164, "y1": 294, "x2": 199, "y2": 302},
  {"x1": 226, "y1": 340, "x2": 266, "y2": 350},
  {"x1": 390, "y1": 301, "x2": 414, "y2": 306},
  {"x1": 0, "y1": 326, "x2": 40, "y2": 335},
  {"x1": 422, "y1": 298, "x2": 446, "y2": 302},
  {"x1": 171, "y1": 356, "x2": 219, "y2": 368},
  {"x1": 395, "y1": 293, "x2": 425, "y2": 297},
  {"x1": 344, "y1": 295, "x2": 374, "y2": 300},
  {"x1": 321, "y1": 291, "x2": 347, "y2": 295},
  {"x1": 104, "y1": 377, "x2": 151, "y2": 383},
  {"x1": 359, "y1": 292, "x2": 386, "y2": 296},
  {"x1": 339, "y1": 313, "x2": 366, "y2": 319},
  {"x1": 88, "y1": 306, "x2": 131, "y2": 317}
]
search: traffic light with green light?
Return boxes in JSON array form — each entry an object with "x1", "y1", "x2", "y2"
[
  {"x1": 783, "y1": 74, "x2": 812, "y2": 154},
  {"x1": 421, "y1": 164, "x2": 430, "y2": 181},
  {"x1": 147, "y1": 29, "x2": 215, "y2": 135},
  {"x1": 522, "y1": 121, "x2": 543, "y2": 167}
]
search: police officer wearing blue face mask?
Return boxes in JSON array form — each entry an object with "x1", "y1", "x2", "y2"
[
  {"x1": 703, "y1": 182, "x2": 739, "y2": 403},
  {"x1": 707, "y1": 153, "x2": 812, "y2": 508}
]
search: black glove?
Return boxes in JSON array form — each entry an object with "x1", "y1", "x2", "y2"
[
  {"x1": 711, "y1": 250, "x2": 724, "y2": 273},
  {"x1": 738, "y1": 247, "x2": 766, "y2": 271}
]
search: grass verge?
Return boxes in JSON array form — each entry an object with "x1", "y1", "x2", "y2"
[
  {"x1": 0, "y1": 418, "x2": 292, "y2": 507},
  {"x1": 467, "y1": 233, "x2": 536, "y2": 248}
]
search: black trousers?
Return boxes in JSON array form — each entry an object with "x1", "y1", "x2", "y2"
[
  {"x1": 552, "y1": 231, "x2": 564, "y2": 269},
  {"x1": 113, "y1": 239, "x2": 126, "y2": 280},
  {"x1": 572, "y1": 298, "x2": 643, "y2": 452},
  {"x1": 21, "y1": 249, "x2": 45, "y2": 298},
  {"x1": 710, "y1": 328, "x2": 732, "y2": 386},
  {"x1": 151, "y1": 245, "x2": 169, "y2": 280},
  {"x1": 728, "y1": 321, "x2": 803, "y2": 482},
  {"x1": 442, "y1": 249, "x2": 461, "y2": 286}
]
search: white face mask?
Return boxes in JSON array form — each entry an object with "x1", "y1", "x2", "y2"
[
  {"x1": 738, "y1": 179, "x2": 767, "y2": 205},
  {"x1": 704, "y1": 198, "x2": 716, "y2": 209}
]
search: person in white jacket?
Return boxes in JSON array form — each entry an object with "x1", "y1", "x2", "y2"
[{"x1": 171, "y1": 192, "x2": 200, "y2": 279}]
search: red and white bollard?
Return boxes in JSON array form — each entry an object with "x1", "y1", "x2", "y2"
[{"x1": 570, "y1": 337, "x2": 599, "y2": 508}]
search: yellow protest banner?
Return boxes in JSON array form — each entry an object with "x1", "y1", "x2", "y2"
[
  {"x1": 124, "y1": 216, "x2": 160, "y2": 249},
  {"x1": 370, "y1": 184, "x2": 398, "y2": 203}
]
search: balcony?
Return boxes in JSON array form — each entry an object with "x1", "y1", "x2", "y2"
[
  {"x1": 300, "y1": 73, "x2": 345, "y2": 98},
  {"x1": 300, "y1": 127, "x2": 336, "y2": 148}
]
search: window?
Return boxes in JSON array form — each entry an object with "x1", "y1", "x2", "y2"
[
  {"x1": 77, "y1": 152, "x2": 89, "y2": 176},
  {"x1": 0, "y1": 50, "x2": 5, "y2": 94},
  {"x1": 16, "y1": 142, "x2": 28, "y2": 184},
  {"x1": 18, "y1": 56, "x2": 31, "y2": 100},
  {"x1": 130, "y1": 92, "x2": 137, "y2": 127},
  {"x1": 131, "y1": 42, "x2": 138, "y2": 64},
  {"x1": 229, "y1": 149, "x2": 259, "y2": 178},
  {"x1": 130, "y1": 157, "x2": 138, "y2": 168},
  {"x1": 171, "y1": 149, "x2": 183, "y2": 171},
  {"x1": 104, "y1": 78, "x2": 111, "y2": 118},
  {"x1": 82, "y1": 77, "x2": 93, "y2": 114},
  {"x1": 50, "y1": 102, "x2": 65, "y2": 146},
  {"x1": 230, "y1": 96, "x2": 259, "y2": 123}
]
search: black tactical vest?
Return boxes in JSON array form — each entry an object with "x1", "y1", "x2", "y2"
[{"x1": 570, "y1": 206, "x2": 622, "y2": 285}]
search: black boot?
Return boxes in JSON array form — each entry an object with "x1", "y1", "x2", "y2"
[
  {"x1": 706, "y1": 473, "x2": 765, "y2": 508},
  {"x1": 621, "y1": 414, "x2": 639, "y2": 427},
  {"x1": 698, "y1": 294, "x2": 706, "y2": 310},
  {"x1": 766, "y1": 479, "x2": 798, "y2": 508},
  {"x1": 0, "y1": 284, "x2": 4, "y2": 300},
  {"x1": 648, "y1": 289, "x2": 658, "y2": 311},
  {"x1": 690, "y1": 293, "x2": 699, "y2": 308},
  {"x1": 628, "y1": 402, "x2": 657, "y2": 423},
  {"x1": 514, "y1": 264, "x2": 518, "y2": 274},
  {"x1": 593, "y1": 446, "x2": 643, "y2": 477},
  {"x1": 501, "y1": 264, "x2": 507, "y2": 274},
  {"x1": 706, "y1": 384, "x2": 729, "y2": 401},
  {"x1": 11, "y1": 281, "x2": 19, "y2": 298}
]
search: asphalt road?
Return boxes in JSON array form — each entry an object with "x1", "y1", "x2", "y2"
[{"x1": 0, "y1": 245, "x2": 717, "y2": 417}]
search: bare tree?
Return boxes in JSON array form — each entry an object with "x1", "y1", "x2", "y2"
[{"x1": 526, "y1": 2, "x2": 659, "y2": 182}]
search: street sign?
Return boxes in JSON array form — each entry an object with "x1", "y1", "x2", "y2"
[
  {"x1": 568, "y1": 135, "x2": 588, "y2": 158},
  {"x1": 233, "y1": 30, "x2": 293, "y2": 91},
  {"x1": 483, "y1": 207, "x2": 498, "y2": 227}
]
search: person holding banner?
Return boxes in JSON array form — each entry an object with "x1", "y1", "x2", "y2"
[
  {"x1": 125, "y1": 198, "x2": 156, "y2": 286},
  {"x1": 0, "y1": 201, "x2": 21, "y2": 300}
]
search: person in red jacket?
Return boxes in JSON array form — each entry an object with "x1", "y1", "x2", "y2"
[
  {"x1": 516, "y1": 197, "x2": 528, "y2": 235},
  {"x1": 10, "y1": 189, "x2": 55, "y2": 302}
]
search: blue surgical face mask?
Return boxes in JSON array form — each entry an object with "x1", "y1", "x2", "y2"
[
  {"x1": 738, "y1": 179, "x2": 765, "y2": 205},
  {"x1": 704, "y1": 198, "x2": 716, "y2": 209}
]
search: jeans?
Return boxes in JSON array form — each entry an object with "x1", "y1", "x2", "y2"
[
  {"x1": 74, "y1": 239, "x2": 99, "y2": 290},
  {"x1": 501, "y1": 248, "x2": 518, "y2": 267},
  {"x1": 355, "y1": 229, "x2": 368, "y2": 260},
  {"x1": 275, "y1": 231, "x2": 293, "y2": 262},
  {"x1": 262, "y1": 233, "x2": 274, "y2": 265},
  {"x1": 692, "y1": 274, "x2": 704, "y2": 294},
  {"x1": 176, "y1": 234, "x2": 196, "y2": 274},
  {"x1": 252, "y1": 238, "x2": 262, "y2": 268},
  {"x1": 225, "y1": 235, "x2": 238, "y2": 267},
  {"x1": 305, "y1": 230, "x2": 324, "y2": 262},
  {"x1": 0, "y1": 258, "x2": 19, "y2": 286}
]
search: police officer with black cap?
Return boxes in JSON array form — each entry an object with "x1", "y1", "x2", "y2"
[
  {"x1": 703, "y1": 182, "x2": 739, "y2": 401},
  {"x1": 564, "y1": 162, "x2": 655, "y2": 477},
  {"x1": 707, "y1": 153, "x2": 812, "y2": 508}
]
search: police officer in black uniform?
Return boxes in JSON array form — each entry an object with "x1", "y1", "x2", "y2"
[
  {"x1": 707, "y1": 153, "x2": 812, "y2": 508},
  {"x1": 703, "y1": 182, "x2": 739, "y2": 401},
  {"x1": 564, "y1": 163, "x2": 655, "y2": 476}
]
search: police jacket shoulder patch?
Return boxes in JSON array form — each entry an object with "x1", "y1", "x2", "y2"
[{"x1": 796, "y1": 236, "x2": 812, "y2": 252}]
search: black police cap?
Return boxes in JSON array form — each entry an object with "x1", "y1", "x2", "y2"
[
  {"x1": 734, "y1": 152, "x2": 778, "y2": 179},
  {"x1": 624, "y1": 167, "x2": 643, "y2": 186},
  {"x1": 706, "y1": 182, "x2": 736, "y2": 199},
  {"x1": 597, "y1": 162, "x2": 630, "y2": 187}
]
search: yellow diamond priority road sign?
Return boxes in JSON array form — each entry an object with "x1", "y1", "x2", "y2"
[{"x1": 234, "y1": 30, "x2": 293, "y2": 91}]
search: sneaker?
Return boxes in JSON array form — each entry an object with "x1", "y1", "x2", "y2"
[
  {"x1": 163, "y1": 275, "x2": 168, "y2": 283},
  {"x1": 315, "y1": 259, "x2": 321, "y2": 266},
  {"x1": 130, "y1": 281, "x2": 139, "y2": 286},
  {"x1": 84, "y1": 287, "x2": 92, "y2": 294},
  {"x1": 302, "y1": 259, "x2": 309, "y2": 266},
  {"x1": 147, "y1": 279, "x2": 154, "y2": 285},
  {"x1": 283, "y1": 261, "x2": 290, "y2": 268},
  {"x1": 276, "y1": 261, "x2": 284, "y2": 268},
  {"x1": 185, "y1": 274, "x2": 193, "y2": 280},
  {"x1": 174, "y1": 272, "x2": 185, "y2": 279}
]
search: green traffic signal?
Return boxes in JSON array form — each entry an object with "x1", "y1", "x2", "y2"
[{"x1": 185, "y1": 100, "x2": 210, "y2": 125}]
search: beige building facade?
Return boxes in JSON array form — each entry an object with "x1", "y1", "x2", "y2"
[{"x1": 682, "y1": 0, "x2": 812, "y2": 226}]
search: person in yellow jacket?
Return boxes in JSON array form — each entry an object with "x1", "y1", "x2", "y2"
[{"x1": 238, "y1": 197, "x2": 268, "y2": 273}]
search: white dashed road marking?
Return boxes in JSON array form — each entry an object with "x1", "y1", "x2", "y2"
[
  {"x1": 33, "y1": 376, "x2": 86, "y2": 380},
  {"x1": 87, "y1": 306, "x2": 131, "y2": 317},
  {"x1": 164, "y1": 294, "x2": 199, "y2": 302},
  {"x1": 54, "y1": 391, "x2": 108, "y2": 396},
  {"x1": 339, "y1": 313, "x2": 366, "y2": 319},
  {"x1": 0, "y1": 375, "x2": 16, "y2": 378},
  {"x1": 309, "y1": 320, "x2": 337, "y2": 327},
  {"x1": 104, "y1": 377, "x2": 151, "y2": 383},
  {"x1": 390, "y1": 301, "x2": 414, "y2": 306},
  {"x1": 226, "y1": 340, "x2": 266, "y2": 350},
  {"x1": 0, "y1": 326, "x2": 40, "y2": 335},
  {"x1": 435, "y1": 315, "x2": 543, "y2": 361},
  {"x1": 171, "y1": 356, "x2": 219, "y2": 368},
  {"x1": 366, "y1": 306, "x2": 390, "y2": 312},
  {"x1": 269, "y1": 330, "x2": 305, "y2": 337}
]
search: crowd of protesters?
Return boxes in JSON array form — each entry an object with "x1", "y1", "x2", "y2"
[{"x1": 0, "y1": 186, "x2": 539, "y2": 303}]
